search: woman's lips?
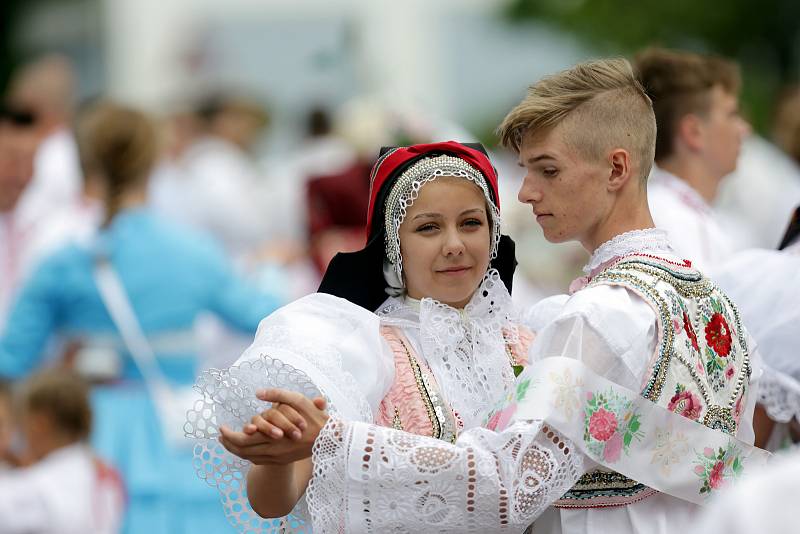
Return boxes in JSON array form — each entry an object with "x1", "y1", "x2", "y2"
[{"x1": 437, "y1": 266, "x2": 472, "y2": 275}]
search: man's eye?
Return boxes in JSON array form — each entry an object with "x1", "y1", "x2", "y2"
[{"x1": 543, "y1": 168, "x2": 559, "y2": 178}]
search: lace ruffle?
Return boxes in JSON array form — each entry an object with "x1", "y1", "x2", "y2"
[
  {"x1": 585, "y1": 228, "x2": 674, "y2": 273},
  {"x1": 185, "y1": 321, "x2": 375, "y2": 533},
  {"x1": 186, "y1": 356, "x2": 320, "y2": 533},
  {"x1": 306, "y1": 418, "x2": 584, "y2": 533},
  {"x1": 377, "y1": 269, "x2": 520, "y2": 430},
  {"x1": 758, "y1": 365, "x2": 800, "y2": 423}
]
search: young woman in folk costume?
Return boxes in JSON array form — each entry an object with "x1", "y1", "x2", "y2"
[{"x1": 186, "y1": 141, "x2": 533, "y2": 531}]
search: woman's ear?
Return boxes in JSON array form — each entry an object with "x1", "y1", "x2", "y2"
[{"x1": 607, "y1": 148, "x2": 632, "y2": 192}]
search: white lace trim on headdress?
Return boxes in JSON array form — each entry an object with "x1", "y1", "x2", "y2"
[
  {"x1": 584, "y1": 228, "x2": 674, "y2": 274},
  {"x1": 375, "y1": 269, "x2": 518, "y2": 429},
  {"x1": 383, "y1": 154, "x2": 502, "y2": 289}
]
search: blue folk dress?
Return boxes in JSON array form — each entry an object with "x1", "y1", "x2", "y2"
[{"x1": 0, "y1": 207, "x2": 281, "y2": 534}]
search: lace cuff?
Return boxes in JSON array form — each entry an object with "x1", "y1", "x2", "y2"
[
  {"x1": 758, "y1": 365, "x2": 800, "y2": 423},
  {"x1": 185, "y1": 356, "x2": 322, "y2": 532},
  {"x1": 307, "y1": 418, "x2": 584, "y2": 533}
]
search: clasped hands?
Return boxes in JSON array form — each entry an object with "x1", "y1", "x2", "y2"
[{"x1": 218, "y1": 389, "x2": 329, "y2": 465}]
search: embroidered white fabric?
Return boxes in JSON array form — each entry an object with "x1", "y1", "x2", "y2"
[
  {"x1": 185, "y1": 293, "x2": 394, "y2": 533},
  {"x1": 376, "y1": 269, "x2": 519, "y2": 429},
  {"x1": 584, "y1": 228, "x2": 674, "y2": 274},
  {"x1": 306, "y1": 418, "x2": 584, "y2": 533},
  {"x1": 383, "y1": 154, "x2": 502, "y2": 284}
]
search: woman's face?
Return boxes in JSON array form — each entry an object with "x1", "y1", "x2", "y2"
[{"x1": 398, "y1": 176, "x2": 492, "y2": 308}]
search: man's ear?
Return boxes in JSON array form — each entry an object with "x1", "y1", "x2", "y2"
[
  {"x1": 677, "y1": 114, "x2": 704, "y2": 152},
  {"x1": 607, "y1": 148, "x2": 631, "y2": 192}
]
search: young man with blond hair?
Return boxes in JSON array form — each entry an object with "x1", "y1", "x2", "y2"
[
  {"x1": 215, "y1": 58, "x2": 767, "y2": 534},
  {"x1": 635, "y1": 48, "x2": 750, "y2": 271}
]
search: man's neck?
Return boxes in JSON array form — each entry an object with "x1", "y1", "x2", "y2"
[
  {"x1": 583, "y1": 198, "x2": 656, "y2": 254},
  {"x1": 657, "y1": 158, "x2": 719, "y2": 204}
]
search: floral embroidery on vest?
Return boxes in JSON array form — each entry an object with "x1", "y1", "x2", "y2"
[{"x1": 555, "y1": 254, "x2": 751, "y2": 509}]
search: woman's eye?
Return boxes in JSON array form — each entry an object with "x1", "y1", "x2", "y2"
[
  {"x1": 462, "y1": 218, "x2": 483, "y2": 228},
  {"x1": 415, "y1": 223, "x2": 438, "y2": 232},
  {"x1": 542, "y1": 167, "x2": 559, "y2": 178}
]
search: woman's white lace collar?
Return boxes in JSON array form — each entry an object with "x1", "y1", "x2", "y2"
[{"x1": 585, "y1": 228, "x2": 674, "y2": 274}]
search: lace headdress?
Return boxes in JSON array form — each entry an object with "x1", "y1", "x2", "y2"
[{"x1": 318, "y1": 141, "x2": 518, "y2": 311}]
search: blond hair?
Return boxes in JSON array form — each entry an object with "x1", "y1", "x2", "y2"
[
  {"x1": 75, "y1": 101, "x2": 159, "y2": 226},
  {"x1": 20, "y1": 370, "x2": 92, "y2": 441},
  {"x1": 634, "y1": 48, "x2": 740, "y2": 162},
  {"x1": 497, "y1": 58, "x2": 656, "y2": 181}
]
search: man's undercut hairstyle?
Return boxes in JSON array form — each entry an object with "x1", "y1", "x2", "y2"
[
  {"x1": 497, "y1": 58, "x2": 657, "y2": 182},
  {"x1": 634, "y1": 47, "x2": 741, "y2": 162}
]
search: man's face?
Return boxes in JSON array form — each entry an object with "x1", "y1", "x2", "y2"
[
  {"x1": 700, "y1": 85, "x2": 749, "y2": 178},
  {"x1": 0, "y1": 124, "x2": 37, "y2": 212},
  {"x1": 516, "y1": 124, "x2": 611, "y2": 250}
]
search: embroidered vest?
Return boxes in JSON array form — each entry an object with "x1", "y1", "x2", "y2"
[
  {"x1": 375, "y1": 325, "x2": 533, "y2": 442},
  {"x1": 554, "y1": 255, "x2": 752, "y2": 508}
]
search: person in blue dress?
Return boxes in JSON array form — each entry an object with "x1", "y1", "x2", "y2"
[{"x1": 0, "y1": 101, "x2": 282, "y2": 533}]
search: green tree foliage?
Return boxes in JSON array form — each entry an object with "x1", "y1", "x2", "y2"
[{"x1": 505, "y1": 0, "x2": 800, "y2": 132}]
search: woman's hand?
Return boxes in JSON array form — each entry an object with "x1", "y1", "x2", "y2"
[{"x1": 219, "y1": 391, "x2": 328, "y2": 465}]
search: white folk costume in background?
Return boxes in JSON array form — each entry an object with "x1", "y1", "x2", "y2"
[
  {"x1": 306, "y1": 229, "x2": 768, "y2": 534},
  {"x1": 648, "y1": 166, "x2": 738, "y2": 271},
  {"x1": 0, "y1": 443, "x2": 125, "y2": 534},
  {"x1": 714, "y1": 207, "x2": 800, "y2": 450},
  {"x1": 186, "y1": 142, "x2": 529, "y2": 532}
]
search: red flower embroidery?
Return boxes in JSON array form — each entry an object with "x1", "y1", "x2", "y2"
[
  {"x1": 683, "y1": 312, "x2": 699, "y2": 352},
  {"x1": 667, "y1": 390, "x2": 703, "y2": 420},
  {"x1": 588, "y1": 408, "x2": 618, "y2": 441},
  {"x1": 705, "y1": 313, "x2": 732, "y2": 357},
  {"x1": 709, "y1": 460, "x2": 725, "y2": 489}
]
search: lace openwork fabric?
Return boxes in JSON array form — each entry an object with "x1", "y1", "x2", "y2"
[
  {"x1": 375, "y1": 269, "x2": 520, "y2": 430},
  {"x1": 185, "y1": 293, "x2": 391, "y2": 533},
  {"x1": 584, "y1": 228, "x2": 674, "y2": 274},
  {"x1": 383, "y1": 154, "x2": 502, "y2": 285},
  {"x1": 306, "y1": 418, "x2": 584, "y2": 533}
]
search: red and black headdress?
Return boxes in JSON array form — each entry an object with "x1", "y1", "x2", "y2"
[{"x1": 318, "y1": 141, "x2": 517, "y2": 311}]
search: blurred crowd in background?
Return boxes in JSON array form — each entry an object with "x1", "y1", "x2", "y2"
[{"x1": 1, "y1": 1, "x2": 800, "y2": 533}]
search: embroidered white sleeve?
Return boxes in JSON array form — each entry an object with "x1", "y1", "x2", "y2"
[
  {"x1": 184, "y1": 293, "x2": 395, "y2": 533},
  {"x1": 306, "y1": 418, "x2": 585, "y2": 533}
]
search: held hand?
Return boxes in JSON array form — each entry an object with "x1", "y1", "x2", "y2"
[
  {"x1": 219, "y1": 392, "x2": 328, "y2": 465},
  {"x1": 242, "y1": 401, "x2": 314, "y2": 441}
]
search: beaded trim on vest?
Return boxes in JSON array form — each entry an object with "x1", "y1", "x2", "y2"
[{"x1": 554, "y1": 254, "x2": 752, "y2": 509}]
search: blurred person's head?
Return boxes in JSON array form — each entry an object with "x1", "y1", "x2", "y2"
[
  {"x1": 635, "y1": 48, "x2": 749, "y2": 197},
  {"x1": 772, "y1": 85, "x2": 800, "y2": 165},
  {"x1": 18, "y1": 370, "x2": 91, "y2": 462},
  {"x1": 498, "y1": 58, "x2": 657, "y2": 252},
  {"x1": 75, "y1": 101, "x2": 159, "y2": 226},
  {"x1": 0, "y1": 104, "x2": 38, "y2": 213},
  {"x1": 7, "y1": 54, "x2": 76, "y2": 137},
  {"x1": 0, "y1": 380, "x2": 14, "y2": 463},
  {"x1": 195, "y1": 93, "x2": 269, "y2": 152},
  {"x1": 306, "y1": 106, "x2": 333, "y2": 139}
]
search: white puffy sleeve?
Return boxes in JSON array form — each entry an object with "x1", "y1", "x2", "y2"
[{"x1": 185, "y1": 293, "x2": 395, "y2": 533}]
